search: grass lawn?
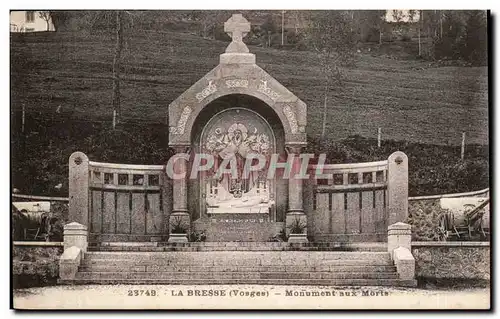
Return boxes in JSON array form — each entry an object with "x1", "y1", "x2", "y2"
[
  {"x1": 10, "y1": 30, "x2": 489, "y2": 196},
  {"x1": 11, "y1": 29, "x2": 488, "y2": 145}
]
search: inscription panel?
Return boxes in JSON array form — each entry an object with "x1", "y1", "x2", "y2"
[{"x1": 194, "y1": 214, "x2": 282, "y2": 242}]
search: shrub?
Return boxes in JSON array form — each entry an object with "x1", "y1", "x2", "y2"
[
  {"x1": 407, "y1": 200, "x2": 447, "y2": 241},
  {"x1": 13, "y1": 260, "x2": 59, "y2": 288},
  {"x1": 188, "y1": 230, "x2": 207, "y2": 242},
  {"x1": 401, "y1": 33, "x2": 412, "y2": 42},
  {"x1": 12, "y1": 246, "x2": 62, "y2": 288}
]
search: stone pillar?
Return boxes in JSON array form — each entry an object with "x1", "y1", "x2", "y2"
[
  {"x1": 387, "y1": 151, "x2": 408, "y2": 225},
  {"x1": 68, "y1": 152, "x2": 89, "y2": 227},
  {"x1": 169, "y1": 145, "x2": 191, "y2": 234},
  {"x1": 63, "y1": 222, "x2": 88, "y2": 252},
  {"x1": 387, "y1": 222, "x2": 412, "y2": 258},
  {"x1": 285, "y1": 145, "x2": 307, "y2": 241}
]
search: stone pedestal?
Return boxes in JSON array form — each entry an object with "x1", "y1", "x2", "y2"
[
  {"x1": 220, "y1": 52, "x2": 255, "y2": 64},
  {"x1": 59, "y1": 246, "x2": 82, "y2": 281},
  {"x1": 387, "y1": 222, "x2": 412, "y2": 258},
  {"x1": 288, "y1": 233, "x2": 309, "y2": 244},
  {"x1": 168, "y1": 233, "x2": 189, "y2": 243},
  {"x1": 388, "y1": 222, "x2": 415, "y2": 281},
  {"x1": 393, "y1": 247, "x2": 415, "y2": 280},
  {"x1": 60, "y1": 222, "x2": 87, "y2": 282},
  {"x1": 63, "y1": 222, "x2": 88, "y2": 252}
]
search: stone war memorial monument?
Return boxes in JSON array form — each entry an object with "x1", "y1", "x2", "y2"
[{"x1": 62, "y1": 14, "x2": 415, "y2": 286}]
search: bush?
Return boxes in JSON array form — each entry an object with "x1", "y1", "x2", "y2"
[
  {"x1": 13, "y1": 260, "x2": 59, "y2": 288},
  {"x1": 407, "y1": 200, "x2": 444, "y2": 241},
  {"x1": 12, "y1": 246, "x2": 62, "y2": 288},
  {"x1": 401, "y1": 33, "x2": 412, "y2": 42},
  {"x1": 307, "y1": 135, "x2": 489, "y2": 196},
  {"x1": 213, "y1": 25, "x2": 230, "y2": 42}
]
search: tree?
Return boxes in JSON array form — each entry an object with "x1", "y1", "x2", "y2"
[
  {"x1": 49, "y1": 11, "x2": 73, "y2": 31},
  {"x1": 303, "y1": 11, "x2": 356, "y2": 140},
  {"x1": 462, "y1": 11, "x2": 488, "y2": 65},
  {"x1": 189, "y1": 10, "x2": 228, "y2": 39},
  {"x1": 261, "y1": 13, "x2": 277, "y2": 47},
  {"x1": 288, "y1": 10, "x2": 306, "y2": 35},
  {"x1": 38, "y1": 11, "x2": 52, "y2": 31},
  {"x1": 391, "y1": 10, "x2": 404, "y2": 23},
  {"x1": 112, "y1": 11, "x2": 124, "y2": 129},
  {"x1": 76, "y1": 10, "x2": 137, "y2": 128},
  {"x1": 407, "y1": 9, "x2": 418, "y2": 22},
  {"x1": 357, "y1": 10, "x2": 386, "y2": 43}
]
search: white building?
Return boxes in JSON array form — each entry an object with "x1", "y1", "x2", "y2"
[
  {"x1": 385, "y1": 10, "x2": 420, "y2": 23},
  {"x1": 10, "y1": 11, "x2": 55, "y2": 33}
]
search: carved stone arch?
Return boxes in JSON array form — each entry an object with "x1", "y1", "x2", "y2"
[
  {"x1": 169, "y1": 76, "x2": 307, "y2": 147},
  {"x1": 168, "y1": 14, "x2": 307, "y2": 148},
  {"x1": 189, "y1": 92, "x2": 292, "y2": 141}
]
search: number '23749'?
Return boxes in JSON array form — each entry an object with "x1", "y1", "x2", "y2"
[{"x1": 128, "y1": 290, "x2": 157, "y2": 296}]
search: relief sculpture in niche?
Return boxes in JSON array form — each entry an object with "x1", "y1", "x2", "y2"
[{"x1": 202, "y1": 112, "x2": 275, "y2": 215}]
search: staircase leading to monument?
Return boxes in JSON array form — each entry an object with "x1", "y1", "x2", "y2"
[{"x1": 60, "y1": 243, "x2": 416, "y2": 287}]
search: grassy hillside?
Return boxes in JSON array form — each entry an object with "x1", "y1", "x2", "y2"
[
  {"x1": 11, "y1": 30, "x2": 488, "y2": 145},
  {"x1": 10, "y1": 30, "x2": 489, "y2": 197}
]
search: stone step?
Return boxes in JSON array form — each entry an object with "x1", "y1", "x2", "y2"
[
  {"x1": 81, "y1": 258, "x2": 392, "y2": 267},
  {"x1": 75, "y1": 271, "x2": 398, "y2": 280},
  {"x1": 89, "y1": 242, "x2": 387, "y2": 252},
  {"x1": 60, "y1": 278, "x2": 417, "y2": 287},
  {"x1": 78, "y1": 264, "x2": 397, "y2": 273},
  {"x1": 84, "y1": 251, "x2": 391, "y2": 263},
  {"x1": 81, "y1": 259, "x2": 394, "y2": 269},
  {"x1": 91, "y1": 246, "x2": 388, "y2": 252}
]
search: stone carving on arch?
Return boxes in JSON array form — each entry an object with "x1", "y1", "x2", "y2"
[
  {"x1": 169, "y1": 81, "x2": 306, "y2": 146},
  {"x1": 195, "y1": 80, "x2": 217, "y2": 103},
  {"x1": 170, "y1": 105, "x2": 192, "y2": 135},
  {"x1": 257, "y1": 80, "x2": 281, "y2": 101},
  {"x1": 282, "y1": 104, "x2": 299, "y2": 134},
  {"x1": 225, "y1": 79, "x2": 249, "y2": 88}
]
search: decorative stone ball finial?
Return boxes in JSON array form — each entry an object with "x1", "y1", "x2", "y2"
[{"x1": 224, "y1": 14, "x2": 251, "y2": 53}]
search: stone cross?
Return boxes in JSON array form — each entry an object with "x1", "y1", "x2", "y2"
[{"x1": 224, "y1": 14, "x2": 251, "y2": 53}]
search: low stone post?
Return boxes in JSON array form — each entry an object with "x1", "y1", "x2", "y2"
[
  {"x1": 387, "y1": 151, "x2": 408, "y2": 225},
  {"x1": 387, "y1": 222, "x2": 411, "y2": 256},
  {"x1": 63, "y1": 222, "x2": 88, "y2": 252},
  {"x1": 59, "y1": 246, "x2": 82, "y2": 281},
  {"x1": 69, "y1": 152, "x2": 89, "y2": 227},
  {"x1": 60, "y1": 222, "x2": 88, "y2": 282},
  {"x1": 388, "y1": 222, "x2": 415, "y2": 281}
]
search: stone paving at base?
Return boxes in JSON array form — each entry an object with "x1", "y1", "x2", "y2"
[{"x1": 13, "y1": 285, "x2": 490, "y2": 310}]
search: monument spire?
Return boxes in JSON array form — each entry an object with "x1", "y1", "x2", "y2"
[{"x1": 224, "y1": 14, "x2": 251, "y2": 53}]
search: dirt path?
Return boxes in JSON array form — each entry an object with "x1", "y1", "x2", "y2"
[{"x1": 13, "y1": 285, "x2": 490, "y2": 310}]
